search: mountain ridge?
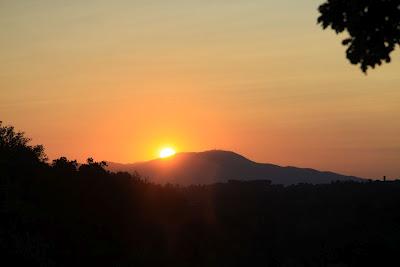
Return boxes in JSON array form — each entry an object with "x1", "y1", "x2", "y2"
[{"x1": 107, "y1": 150, "x2": 364, "y2": 185}]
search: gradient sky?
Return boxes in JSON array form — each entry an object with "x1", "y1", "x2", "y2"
[{"x1": 1, "y1": 0, "x2": 399, "y2": 179}]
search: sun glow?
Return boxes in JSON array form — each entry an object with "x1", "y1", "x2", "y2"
[{"x1": 159, "y1": 147, "x2": 176, "y2": 158}]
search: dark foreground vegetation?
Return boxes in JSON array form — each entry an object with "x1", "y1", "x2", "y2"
[{"x1": 1, "y1": 122, "x2": 400, "y2": 267}]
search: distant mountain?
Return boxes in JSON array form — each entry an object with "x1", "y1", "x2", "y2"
[{"x1": 107, "y1": 150, "x2": 363, "y2": 185}]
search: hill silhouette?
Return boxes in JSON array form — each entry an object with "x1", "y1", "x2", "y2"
[
  {"x1": 3, "y1": 122, "x2": 400, "y2": 266},
  {"x1": 107, "y1": 150, "x2": 363, "y2": 185}
]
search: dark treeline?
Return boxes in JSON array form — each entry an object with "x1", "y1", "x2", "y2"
[{"x1": 1, "y1": 122, "x2": 400, "y2": 267}]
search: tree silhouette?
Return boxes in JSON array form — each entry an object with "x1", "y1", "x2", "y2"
[
  {"x1": 0, "y1": 121, "x2": 47, "y2": 181},
  {"x1": 0, "y1": 121, "x2": 47, "y2": 163},
  {"x1": 78, "y1": 157, "x2": 109, "y2": 178},
  {"x1": 52, "y1": 157, "x2": 78, "y2": 176},
  {"x1": 3, "y1": 122, "x2": 400, "y2": 266},
  {"x1": 318, "y1": 0, "x2": 400, "y2": 72}
]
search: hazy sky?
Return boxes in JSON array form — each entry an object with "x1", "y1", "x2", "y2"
[{"x1": 1, "y1": 0, "x2": 399, "y2": 179}]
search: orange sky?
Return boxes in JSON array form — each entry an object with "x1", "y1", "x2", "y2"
[{"x1": 1, "y1": 0, "x2": 399, "y2": 179}]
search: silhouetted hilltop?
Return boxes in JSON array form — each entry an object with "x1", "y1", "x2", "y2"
[
  {"x1": 3, "y1": 122, "x2": 400, "y2": 266},
  {"x1": 107, "y1": 150, "x2": 363, "y2": 185}
]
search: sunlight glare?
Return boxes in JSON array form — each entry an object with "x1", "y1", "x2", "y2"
[{"x1": 159, "y1": 147, "x2": 176, "y2": 158}]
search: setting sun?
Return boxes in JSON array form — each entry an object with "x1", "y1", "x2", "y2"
[{"x1": 159, "y1": 147, "x2": 176, "y2": 158}]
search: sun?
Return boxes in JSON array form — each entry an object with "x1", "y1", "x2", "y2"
[{"x1": 159, "y1": 147, "x2": 176, "y2": 158}]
